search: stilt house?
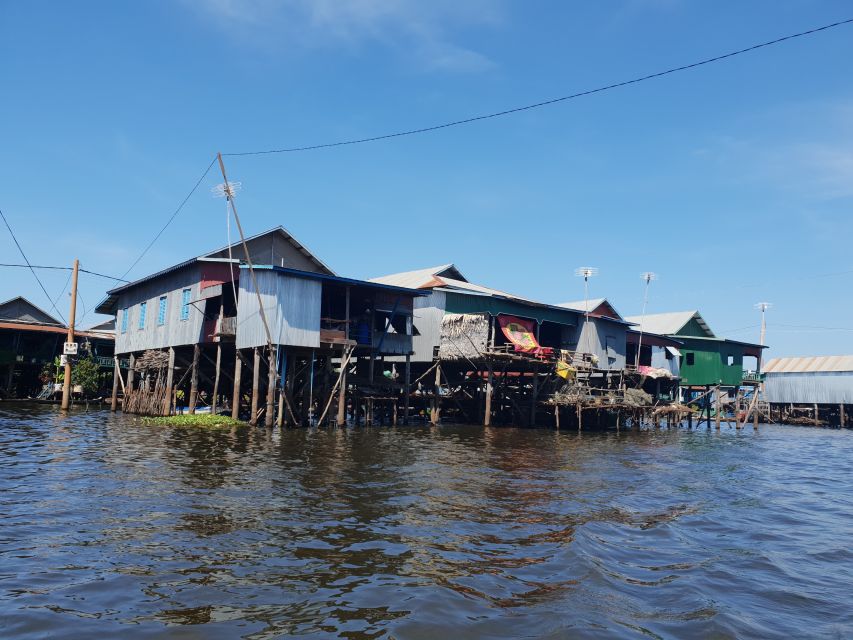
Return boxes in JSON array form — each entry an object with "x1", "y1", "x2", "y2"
[
  {"x1": 556, "y1": 298, "x2": 630, "y2": 370},
  {"x1": 0, "y1": 296, "x2": 115, "y2": 398},
  {"x1": 95, "y1": 227, "x2": 425, "y2": 425},
  {"x1": 624, "y1": 310, "x2": 765, "y2": 391},
  {"x1": 763, "y1": 355, "x2": 853, "y2": 426}
]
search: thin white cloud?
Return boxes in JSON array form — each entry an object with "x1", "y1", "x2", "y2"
[{"x1": 186, "y1": 0, "x2": 503, "y2": 72}]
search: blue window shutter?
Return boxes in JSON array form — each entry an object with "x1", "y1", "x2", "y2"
[
  {"x1": 181, "y1": 289, "x2": 191, "y2": 320},
  {"x1": 121, "y1": 308, "x2": 128, "y2": 333},
  {"x1": 158, "y1": 296, "x2": 167, "y2": 325},
  {"x1": 138, "y1": 302, "x2": 147, "y2": 329}
]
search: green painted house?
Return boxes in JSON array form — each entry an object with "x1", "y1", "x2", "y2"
[{"x1": 624, "y1": 310, "x2": 765, "y2": 388}]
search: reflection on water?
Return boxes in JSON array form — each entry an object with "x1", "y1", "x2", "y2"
[{"x1": 1, "y1": 404, "x2": 852, "y2": 639}]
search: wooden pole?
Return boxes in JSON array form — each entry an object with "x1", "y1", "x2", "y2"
[
  {"x1": 231, "y1": 349, "x2": 242, "y2": 420},
  {"x1": 336, "y1": 347, "x2": 348, "y2": 427},
  {"x1": 715, "y1": 386, "x2": 721, "y2": 430},
  {"x1": 577, "y1": 403, "x2": 582, "y2": 432},
  {"x1": 110, "y1": 357, "x2": 120, "y2": 412},
  {"x1": 430, "y1": 363, "x2": 441, "y2": 424},
  {"x1": 163, "y1": 347, "x2": 175, "y2": 416},
  {"x1": 250, "y1": 347, "x2": 261, "y2": 425},
  {"x1": 60, "y1": 258, "x2": 79, "y2": 410},
  {"x1": 265, "y1": 346, "x2": 277, "y2": 428},
  {"x1": 404, "y1": 353, "x2": 411, "y2": 425},
  {"x1": 277, "y1": 350, "x2": 286, "y2": 428},
  {"x1": 555, "y1": 404, "x2": 560, "y2": 429},
  {"x1": 840, "y1": 404, "x2": 846, "y2": 428},
  {"x1": 188, "y1": 344, "x2": 200, "y2": 413},
  {"x1": 753, "y1": 390, "x2": 760, "y2": 428},
  {"x1": 212, "y1": 343, "x2": 222, "y2": 414},
  {"x1": 484, "y1": 316, "x2": 495, "y2": 426}
]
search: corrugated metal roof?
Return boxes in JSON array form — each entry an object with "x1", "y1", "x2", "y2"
[
  {"x1": 437, "y1": 277, "x2": 540, "y2": 304},
  {"x1": 370, "y1": 264, "x2": 465, "y2": 289},
  {"x1": 623, "y1": 311, "x2": 714, "y2": 337},
  {"x1": 764, "y1": 355, "x2": 853, "y2": 374},
  {"x1": 250, "y1": 265, "x2": 430, "y2": 295},
  {"x1": 559, "y1": 298, "x2": 606, "y2": 313}
]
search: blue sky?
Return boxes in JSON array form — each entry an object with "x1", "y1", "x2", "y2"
[{"x1": 1, "y1": 1, "x2": 851, "y2": 358}]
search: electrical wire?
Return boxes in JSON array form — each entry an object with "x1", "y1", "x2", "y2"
[
  {"x1": 0, "y1": 263, "x2": 128, "y2": 282},
  {"x1": 50, "y1": 269, "x2": 73, "y2": 320},
  {"x1": 118, "y1": 155, "x2": 218, "y2": 282},
  {"x1": 223, "y1": 17, "x2": 853, "y2": 156},
  {"x1": 0, "y1": 205, "x2": 67, "y2": 324}
]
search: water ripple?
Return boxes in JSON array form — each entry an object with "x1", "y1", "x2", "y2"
[{"x1": 1, "y1": 404, "x2": 852, "y2": 638}]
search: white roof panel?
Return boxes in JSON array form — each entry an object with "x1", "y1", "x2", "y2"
[{"x1": 763, "y1": 356, "x2": 853, "y2": 374}]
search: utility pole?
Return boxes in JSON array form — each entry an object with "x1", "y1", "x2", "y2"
[{"x1": 60, "y1": 258, "x2": 79, "y2": 410}]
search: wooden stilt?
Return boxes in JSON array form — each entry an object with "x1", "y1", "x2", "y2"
[
  {"x1": 392, "y1": 399, "x2": 397, "y2": 426},
  {"x1": 814, "y1": 403, "x2": 819, "y2": 425},
  {"x1": 404, "y1": 354, "x2": 411, "y2": 425},
  {"x1": 431, "y1": 363, "x2": 441, "y2": 424},
  {"x1": 484, "y1": 365, "x2": 494, "y2": 426},
  {"x1": 277, "y1": 350, "x2": 286, "y2": 428},
  {"x1": 715, "y1": 386, "x2": 721, "y2": 430},
  {"x1": 231, "y1": 349, "x2": 242, "y2": 420},
  {"x1": 336, "y1": 347, "x2": 348, "y2": 427},
  {"x1": 212, "y1": 343, "x2": 222, "y2": 414},
  {"x1": 841, "y1": 404, "x2": 846, "y2": 428},
  {"x1": 530, "y1": 363, "x2": 539, "y2": 427},
  {"x1": 753, "y1": 390, "x2": 760, "y2": 429},
  {"x1": 577, "y1": 404, "x2": 582, "y2": 432},
  {"x1": 189, "y1": 344, "x2": 200, "y2": 414},
  {"x1": 250, "y1": 347, "x2": 261, "y2": 426},
  {"x1": 163, "y1": 347, "x2": 175, "y2": 416},
  {"x1": 265, "y1": 345, "x2": 276, "y2": 428},
  {"x1": 286, "y1": 354, "x2": 296, "y2": 426},
  {"x1": 110, "y1": 358, "x2": 120, "y2": 412}
]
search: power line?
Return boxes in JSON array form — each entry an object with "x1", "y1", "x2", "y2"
[
  {"x1": 0, "y1": 263, "x2": 128, "y2": 282},
  {"x1": 118, "y1": 155, "x2": 218, "y2": 282},
  {"x1": 223, "y1": 17, "x2": 853, "y2": 156},
  {"x1": 0, "y1": 206, "x2": 67, "y2": 324}
]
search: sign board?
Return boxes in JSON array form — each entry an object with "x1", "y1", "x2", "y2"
[
  {"x1": 63, "y1": 342, "x2": 78, "y2": 355},
  {"x1": 60, "y1": 354, "x2": 68, "y2": 367}
]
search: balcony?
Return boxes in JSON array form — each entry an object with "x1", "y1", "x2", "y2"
[{"x1": 742, "y1": 370, "x2": 764, "y2": 384}]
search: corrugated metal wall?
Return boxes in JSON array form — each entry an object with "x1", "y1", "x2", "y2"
[
  {"x1": 114, "y1": 265, "x2": 205, "y2": 354},
  {"x1": 398, "y1": 290, "x2": 446, "y2": 363},
  {"x1": 651, "y1": 346, "x2": 680, "y2": 376},
  {"x1": 566, "y1": 318, "x2": 627, "y2": 370},
  {"x1": 764, "y1": 372, "x2": 853, "y2": 404},
  {"x1": 237, "y1": 270, "x2": 321, "y2": 349}
]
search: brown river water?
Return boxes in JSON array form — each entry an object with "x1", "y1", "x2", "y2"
[{"x1": 1, "y1": 404, "x2": 852, "y2": 639}]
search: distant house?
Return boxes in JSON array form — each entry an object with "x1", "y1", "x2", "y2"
[
  {"x1": 0, "y1": 296, "x2": 114, "y2": 398},
  {"x1": 763, "y1": 356, "x2": 853, "y2": 426},
  {"x1": 624, "y1": 310, "x2": 764, "y2": 389}
]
